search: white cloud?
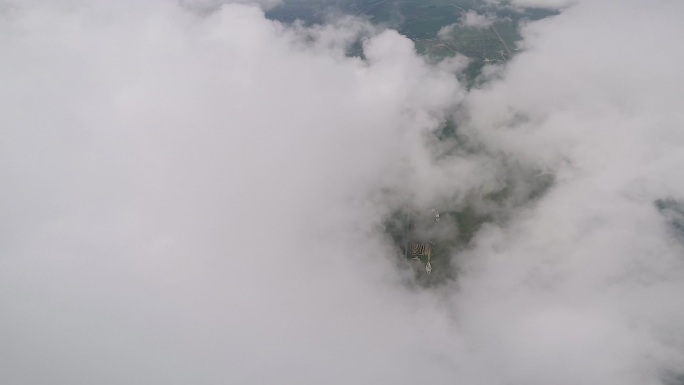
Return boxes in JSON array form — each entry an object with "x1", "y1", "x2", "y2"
[
  {"x1": 437, "y1": 23, "x2": 456, "y2": 39},
  {"x1": 510, "y1": 0, "x2": 576, "y2": 9},
  {"x1": 484, "y1": 0, "x2": 575, "y2": 10},
  {"x1": 2, "y1": 0, "x2": 684, "y2": 384},
  {"x1": 461, "y1": 11, "x2": 496, "y2": 29},
  {"x1": 459, "y1": 0, "x2": 684, "y2": 381},
  {"x1": 0, "y1": 1, "x2": 472, "y2": 383},
  {"x1": 181, "y1": 0, "x2": 283, "y2": 11},
  {"x1": 438, "y1": 12, "x2": 496, "y2": 39}
]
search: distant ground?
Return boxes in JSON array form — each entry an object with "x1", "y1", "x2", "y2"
[{"x1": 266, "y1": 0, "x2": 558, "y2": 85}]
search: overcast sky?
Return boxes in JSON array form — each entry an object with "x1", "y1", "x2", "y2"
[{"x1": 2, "y1": 0, "x2": 684, "y2": 384}]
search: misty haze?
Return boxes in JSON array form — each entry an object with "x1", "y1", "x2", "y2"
[{"x1": 2, "y1": 0, "x2": 684, "y2": 384}]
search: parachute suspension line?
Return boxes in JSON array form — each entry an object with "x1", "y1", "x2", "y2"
[{"x1": 404, "y1": 207, "x2": 412, "y2": 260}]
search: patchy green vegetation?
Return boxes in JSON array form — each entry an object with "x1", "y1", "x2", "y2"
[
  {"x1": 266, "y1": 0, "x2": 557, "y2": 92},
  {"x1": 267, "y1": 0, "x2": 558, "y2": 85}
]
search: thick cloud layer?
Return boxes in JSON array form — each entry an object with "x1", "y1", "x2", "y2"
[{"x1": 1, "y1": 0, "x2": 684, "y2": 384}]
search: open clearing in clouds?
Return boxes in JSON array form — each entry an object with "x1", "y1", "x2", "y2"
[{"x1": 2, "y1": 0, "x2": 684, "y2": 384}]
